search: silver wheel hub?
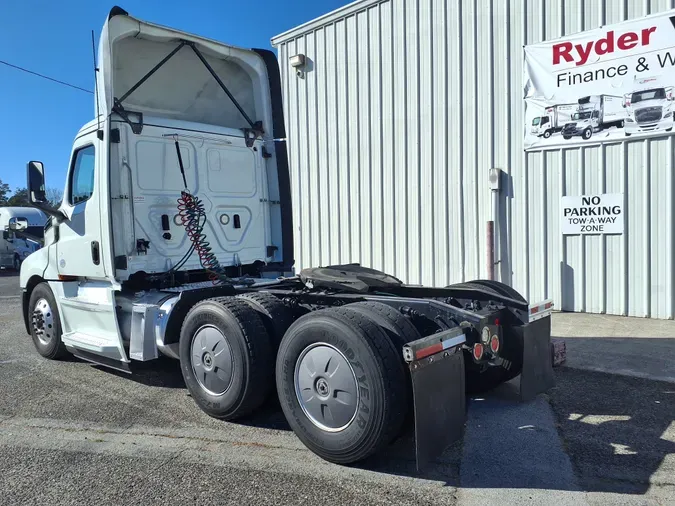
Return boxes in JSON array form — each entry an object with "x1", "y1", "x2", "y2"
[
  {"x1": 191, "y1": 326, "x2": 234, "y2": 396},
  {"x1": 294, "y1": 343, "x2": 359, "y2": 432},
  {"x1": 31, "y1": 298, "x2": 54, "y2": 346}
]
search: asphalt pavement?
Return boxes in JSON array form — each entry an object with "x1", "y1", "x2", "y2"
[
  {"x1": 0, "y1": 275, "x2": 673, "y2": 505},
  {"x1": 0, "y1": 269, "x2": 21, "y2": 297}
]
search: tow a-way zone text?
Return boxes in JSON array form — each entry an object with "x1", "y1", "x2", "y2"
[{"x1": 564, "y1": 199, "x2": 622, "y2": 232}]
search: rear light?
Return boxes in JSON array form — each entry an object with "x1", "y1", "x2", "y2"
[
  {"x1": 472, "y1": 343, "x2": 484, "y2": 361},
  {"x1": 481, "y1": 327, "x2": 490, "y2": 344},
  {"x1": 490, "y1": 335, "x2": 500, "y2": 354}
]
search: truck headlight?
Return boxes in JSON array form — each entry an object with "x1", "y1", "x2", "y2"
[
  {"x1": 665, "y1": 112, "x2": 673, "y2": 119},
  {"x1": 625, "y1": 118, "x2": 634, "y2": 123}
]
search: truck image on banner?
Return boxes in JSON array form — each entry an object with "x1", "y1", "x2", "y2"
[
  {"x1": 624, "y1": 76, "x2": 675, "y2": 136},
  {"x1": 524, "y1": 9, "x2": 675, "y2": 149},
  {"x1": 530, "y1": 103, "x2": 578, "y2": 138},
  {"x1": 561, "y1": 95, "x2": 628, "y2": 140}
]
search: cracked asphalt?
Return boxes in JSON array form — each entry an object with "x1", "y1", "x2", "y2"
[{"x1": 0, "y1": 273, "x2": 673, "y2": 505}]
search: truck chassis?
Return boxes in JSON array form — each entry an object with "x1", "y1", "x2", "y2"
[{"x1": 23, "y1": 265, "x2": 554, "y2": 469}]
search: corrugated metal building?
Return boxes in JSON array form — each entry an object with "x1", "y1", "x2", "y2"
[{"x1": 272, "y1": 0, "x2": 675, "y2": 319}]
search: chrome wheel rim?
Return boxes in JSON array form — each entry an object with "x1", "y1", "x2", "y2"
[
  {"x1": 32, "y1": 298, "x2": 54, "y2": 346},
  {"x1": 294, "y1": 343, "x2": 359, "y2": 432},
  {"x1": 191, "y1": 325, "x2": 234, "y2": 396}
]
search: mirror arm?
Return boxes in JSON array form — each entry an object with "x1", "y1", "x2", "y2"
[{"x1": 30, "y1": 200, "x2": 66, "y2": 221}]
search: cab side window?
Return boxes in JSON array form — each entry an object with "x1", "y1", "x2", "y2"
[{"x1": 69, "y1": 145, "x2": 96, "y2": 205}]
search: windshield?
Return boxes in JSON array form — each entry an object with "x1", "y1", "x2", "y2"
[
  {"x1": 632, "y1": 88, "x2": 666, "y2": 103},
  {"x1": 572, "y1": 111, "x2": 592, "y2": 120},
  {"x1": 532, "y1": 117, "x2": 541, "y2": 126}
]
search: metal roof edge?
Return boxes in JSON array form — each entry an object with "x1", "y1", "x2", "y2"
[{"x1": 271, "y1": 0, "x2": 382, "y2": 46}]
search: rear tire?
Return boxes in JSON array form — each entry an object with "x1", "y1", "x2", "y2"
[
  {"x1": 276, "y1": 307, "x2": 407, "y2": 464},
  {"x1": 562, "y1": 135, "x2": 572, "y2": 140},
  {"x1": 28, "y1": 283, "x2": 68, "y2": 359},
  {"x1": 341, "y1": 301, "x2": 420, "y2": 433},
  {"x1": 13, "y1": 254, "x2": 20, "y2": 271},
  {"x1": 179, "y1": 297, "x2": 273, "y2": 420},
  {"x1": 236, "y1": 291, "x2": 294, "y2": 349},
  {"x1": 465, "y1": 280, "x2": 527, "y2": 304}
]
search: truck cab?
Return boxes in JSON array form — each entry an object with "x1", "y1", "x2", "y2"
[
  {"x1": 624, "y1": 76, "x2": 675, "y2": 136},
  {"x1": 20, "y1": 6, "x2": 292, "y2": 365}
]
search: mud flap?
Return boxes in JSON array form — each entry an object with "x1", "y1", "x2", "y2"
[
  {"x1": 409, "y1": 349, "x2": 466, "y2": 471},
  {"x1": 519, "y1": 315, "x2": 555, "y2": 402}
]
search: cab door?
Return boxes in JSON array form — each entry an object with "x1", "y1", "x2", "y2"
[{"x1": 56, "y1": 133, "x2": 107, "y2": 278}]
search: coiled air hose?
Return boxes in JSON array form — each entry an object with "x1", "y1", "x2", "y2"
[{"x1": 172, "y1": 138, "x2": 231, "y2": 285}]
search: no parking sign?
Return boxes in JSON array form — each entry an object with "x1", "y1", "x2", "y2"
[{"x1": 561, "y1": 193, "x2": 624, "y2": 235}]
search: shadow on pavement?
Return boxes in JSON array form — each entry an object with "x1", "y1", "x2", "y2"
[{"x1": 549, "y1": 367, "x2": 675, "y2": 495}]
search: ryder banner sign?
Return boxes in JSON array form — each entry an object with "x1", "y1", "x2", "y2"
[{"x1": 524, "y1": 10, "x2": 675, "y2": 150}]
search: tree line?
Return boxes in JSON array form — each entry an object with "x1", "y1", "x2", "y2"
[{"x1": 0, "y1": 178, "x2": 62, "y2": 208}]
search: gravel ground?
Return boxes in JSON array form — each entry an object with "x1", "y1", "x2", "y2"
[{"x1": 0, "y1": 292, "x2": 673, "y2": 505}]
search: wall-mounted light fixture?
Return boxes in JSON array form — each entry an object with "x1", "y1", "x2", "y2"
[{"x1": 290, "y1": 54, "x2": 306, "y2": 78}]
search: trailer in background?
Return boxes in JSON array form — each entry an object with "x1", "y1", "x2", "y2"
[{"x1": 0, "y1": 207, "x2": 46, "y2": 270}]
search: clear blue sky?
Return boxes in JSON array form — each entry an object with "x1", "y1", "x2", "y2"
[{"x1": 0, "y1": 0, "x2": 350, "y2": 193}]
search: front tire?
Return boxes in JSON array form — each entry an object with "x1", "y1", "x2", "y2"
[
  {"x1": 13, "y1": 254, "x2": 20, "y2": 271},
  {"x1": 179, "y1": 297, "x2": 273, "y2": 420},
  {"x1": 276, "y1": 307, "x2": 407, "y2": 464},
  {"x1": 28, "y1": 283, "x2": 67, "y2": 359},
  {"x1": 582, "y1": 128, "x2": 593, "y2": 140},
  {"x1": 543, "y1": 130, "x2": 552, "y2": 139},
  {"x1": 562, "y1": 135, "x2": 572, "y2": 140}
]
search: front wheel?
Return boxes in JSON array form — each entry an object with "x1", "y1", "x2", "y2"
[
  {"x1": 28, "y1": 283, "x2": 67, "y2": 359},
  {"x1": 582, "y1": 128, "x2": 593, "y2": 140},
  {"x1": 625, "y1": 132, "x2": 632, "y2": 137},
  {"x1": 13, "y1": 254, "x2": 20, "y2": 271},
  {"x1": 562, "y1": 135, "x2": 572, "y2": 140},
  {"x1": 543, "y1": 130, "x2": 552, "y2": 139}
]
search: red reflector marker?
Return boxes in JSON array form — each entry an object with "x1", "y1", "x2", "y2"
[
  {"x1": 494, "y1": 317, "x2": 500, "y2": 326},
  {"x1": 490, "y1": 335, "x2": 500, "y2": 354},
  {"x1": 472, "y1": 343, "x2": 484, "y2": 361}
]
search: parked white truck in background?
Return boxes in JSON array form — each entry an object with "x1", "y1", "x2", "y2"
[
  {"x1": 0, "y1": 207, "x2": 46, "y2": 270},
  {"x1": 624, "y1": 76, "x2": 675, "y2": 136},
  {"x1": 17, "y1": 7, "x2": 555, "y2": 469},
  {"x1": 530, "y1": 103, "x2": 577, "y2": 138},
  {"x1": 561, "y1": 95, "x2": 627, "y2": 140}
]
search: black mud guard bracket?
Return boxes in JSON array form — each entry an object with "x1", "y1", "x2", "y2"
[
  {"x1": 403, "y1": 326, "x2": 467, "y2": 471},
  {"x1": 519, "y1": 315, "x2": 555, "y2": 402}
]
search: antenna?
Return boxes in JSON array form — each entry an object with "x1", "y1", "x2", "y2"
[{"x1": 92, "y1": 30, "x2": 102, "y2": 140}]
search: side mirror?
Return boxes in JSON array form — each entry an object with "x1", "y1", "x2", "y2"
[
  {"x1": 28, "y1": 161, "x2": 47, "y2": 204},
  {"x1": 2, "y1": 231, "x2": 10, "y2": 241},
  {"x1": 8, "y1": 218, "x2": 28, "y2": 232},
  {"x1": 26, "y1": 161, "x2": 65, "y2": 220}
]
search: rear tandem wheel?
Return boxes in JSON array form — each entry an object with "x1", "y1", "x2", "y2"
[
  {"x1": 179, "y1": 297, "x2": 274, "y2": 420},
  {"x1": 275, "y1": 306, "x2": 407, "y2": 464}
]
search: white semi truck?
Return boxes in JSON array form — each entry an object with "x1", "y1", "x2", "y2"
[
  {"x1": 18, "y1": 7, "x2": 555, "y2": 469},
  {"x1": 0, "y1": 207, "x2": 46, "y2": 270},
  {"x1": 561, "y1": 95, "x2": 627, "y2": 140},
  {"x1": 530, "y1": 103, "x2": 577, "y2": 138},
  {"x1": 623, "y1": 76, "x2": 675, "y2": 136}
]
